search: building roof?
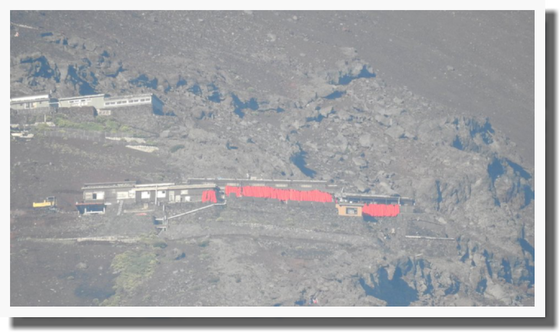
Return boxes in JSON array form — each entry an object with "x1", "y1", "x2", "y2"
[
  {"x1": 133, "y1": 183, "x2": 217, "y2": 191},
  {"x1": 187, "y1": 178, "x2": 329, "y2": 184},
  {"x1": 336, "y1": 202, "x2": 364, "y2": 207},
  {"x1": 134, "y1": 182, "x2": 175, "y2": 188},
  {"x1": 104, "y1": 93, "x2": 154, "y2": 101},
  {"x1": 58, "y1": 94, "x2": 107, "y2": 101},
  {"x1": 10, "y1": 94, "x2": 51, "y2": 103},
  {"x1": 82, "y1": 181, "x2": 137, "y2": 190}
]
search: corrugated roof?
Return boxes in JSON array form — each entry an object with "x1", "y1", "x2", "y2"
[
  {"x1": 10, "y1": 94, "x2": 51, "y2": 103},
  {"x1": 58, "y1": 94, "x2": 106, "y2": 101},
  {"x1": 134, "y1": 184, "x2": 216, "y2": 191},
  {"x1": 187, "y1": 178, "x2": 328, "y2": 184},
  {"x1": 104, "y1": 93, "x2": 154, "y2": 101},
  {"x1": 82, "y1": 181, "x2": 137, "y2": 190}
]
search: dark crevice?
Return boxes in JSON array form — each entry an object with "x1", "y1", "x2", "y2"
[
  {"x1": 207, "y1": 83, "x2": 222, "y2": 103},
  {"x1": 487, "y1": 158, "x2": 505, "y2": 185},
  {"x1": 506, "y1": 159, "x2": 532, "y2": 179},
  {"x1": 105, "y1": 65, "x2": 124, "y2": 78},
  {"x1": 231, "y1": 93, "x2": 259, "y2": 119},
  {"x1": 66, "y1": 65, "x2": 97, "y2": 95},
  {"x1": 360, "y1": 267, "x2": 418, "y2": 306},
  {"x1": 129, "y1": 74, "x2": 158, "y2": 89},
  {"x1": 452, "y1": 135, "x2": 464, "y2": 150},
  {"x1": 226, "y1": 142, "x2": 238, "y2": 150},
  {"x1": 324, "y1": 90, "x2": 346, "y2": 100},
  {"x1": 423, "y1": 273, "x2": 434, "y2": 295},
  {"x1": 444, "y1": 278, "x2": 461, "y2": 295},
  {"x1": 336, "y1": 65, "x2": 376, "y2": 85},
  {"x1": 483, "y1": 250, "x2": 493, "y2": 278},
  {"x1": 522, "y1": 185, "x2": 534, "y2": 208},
  {"x1": 476, "y1": 278, "x2": 487, "y2": 294},
  {"x1": 290, "y1": 144, "x2": 316, "y2": 178},
  {"x1": 460, "y1": 246, "x2": 469, "y2": 263},
  {"x1": 305, "y1": 114, "x2": 324, "y2": 123},
  {"x1": 500, "y1": 258, "x2": 513, "y2": 283},
  {"x1": 22, "y1": 55, "x2": 61, "y2": 83},
  {"x1": 188, "y1": 84, "x2": 202, "y2": 95},
  {"x1": 435, "y1": 180, "x2": 442, "y2": 211},
  {"x1": 469, "y1": 118, "x2": 495, "y2": 145},
  {"x1": 176, "y1": 77, "x2": 187, "y2": 88}
]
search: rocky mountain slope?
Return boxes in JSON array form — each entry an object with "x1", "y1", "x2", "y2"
[{"x1": 10, "y1": 11, "x2": 534, "y2": 307}]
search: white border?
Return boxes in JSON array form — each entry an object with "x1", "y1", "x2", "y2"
[{"x1": 5, "y1": 0, "x2": 545, "y2": 320}]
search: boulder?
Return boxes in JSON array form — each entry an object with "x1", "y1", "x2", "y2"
[
  {"x1": 319, "y1": 106, "x2": 334, "y2": 117},
  {"x1": 353, "y1": 179, "x2": 368, "y2": 192},
  {"x1": 385, "y1": 125, "x2": 405, "y2": 139},
  {"x1": 359, "y1": 133, "x2": 372, "y2": 147},
  {"x1": 375, "y1": 114, "x2": 391, "y2": 127},
  {"x1": 76, "y1": 262, "x2": 88, "y2": 270},
  {"x1": 159, "y1": 130, "x2": 170, "y2": 138},
  {"x1": 352, "y1": 156, "x2": 368, "y2": 168}
]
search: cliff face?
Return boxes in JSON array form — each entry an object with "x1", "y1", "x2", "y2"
[{"x1": 10, "y1": 11, "x2": 534, "y2": 306}]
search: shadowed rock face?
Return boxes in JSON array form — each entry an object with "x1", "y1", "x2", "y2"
[{"x1": 9, "y1": 11, "x2": 534, "y2": 307}]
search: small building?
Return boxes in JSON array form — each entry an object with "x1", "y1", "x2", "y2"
[
  {"x1": 100, "y1": 93, "x2": 164, "y2": 115},
  {"x1": 58, "y1": 94, "x2": 107, "y2": 109},
  {"x1": 79, "y1": 181, "x2": 219, "y2": 208},
  {"x1": 10, "y1": 94, "x2": 57, "y2": 111},
  {"x1": 75, "y1": 202, "x2": 106, "y2": 215},
  {"x1": 335, "y1": 203, "x2": 363, "y2": 217},
  {"x1": 81, "y1": 181, "x2": 137, "y2": 205},
  {"x1": 134, "y1": 183, "x2": 219, "y2": 204},
  {"x1": 340, "y1": 193, "x2": 415, "y2": 206}
]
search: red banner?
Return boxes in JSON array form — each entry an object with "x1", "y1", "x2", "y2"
[
  {"x1": 225, "y1": 185, "x2": 332, "y2": 203},
  {"x1": 362, "y1": 203, "x2": 400, "y2": 217},
  {"x1": 202, "y1": 190, "x2": 217, "y2": 203},
  {"x1": 225, "y1": 186, "x2": 242, "y2": 197}
]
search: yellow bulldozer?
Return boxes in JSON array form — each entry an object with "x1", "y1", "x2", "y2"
[{"x1": 32, "y1": 196, "x2": 57, "y2": 211}]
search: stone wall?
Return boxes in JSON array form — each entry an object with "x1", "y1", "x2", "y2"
[
  {"x1": 56, "y1": 106, "x2": 97, "y2": 122},
  {"x1": 10, "y1": 107, "x2": 54, "y2": 124}
]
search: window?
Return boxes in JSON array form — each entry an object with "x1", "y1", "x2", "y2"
[
  {"x1": 157, "y1": 190, "x2": 166, "y2": 198},
  {"x1": 346, "y1": 208, "x2": 358, "y2": 215},
  {"x1": 180, "y1": 190, "x2": 189, "y2": 195},
  {"x1": 92, "y1": 192, "x2": 105, "y2": 200},
  {"x1": 141, "y1": 191, "x2": 151, "y2": 199}
]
